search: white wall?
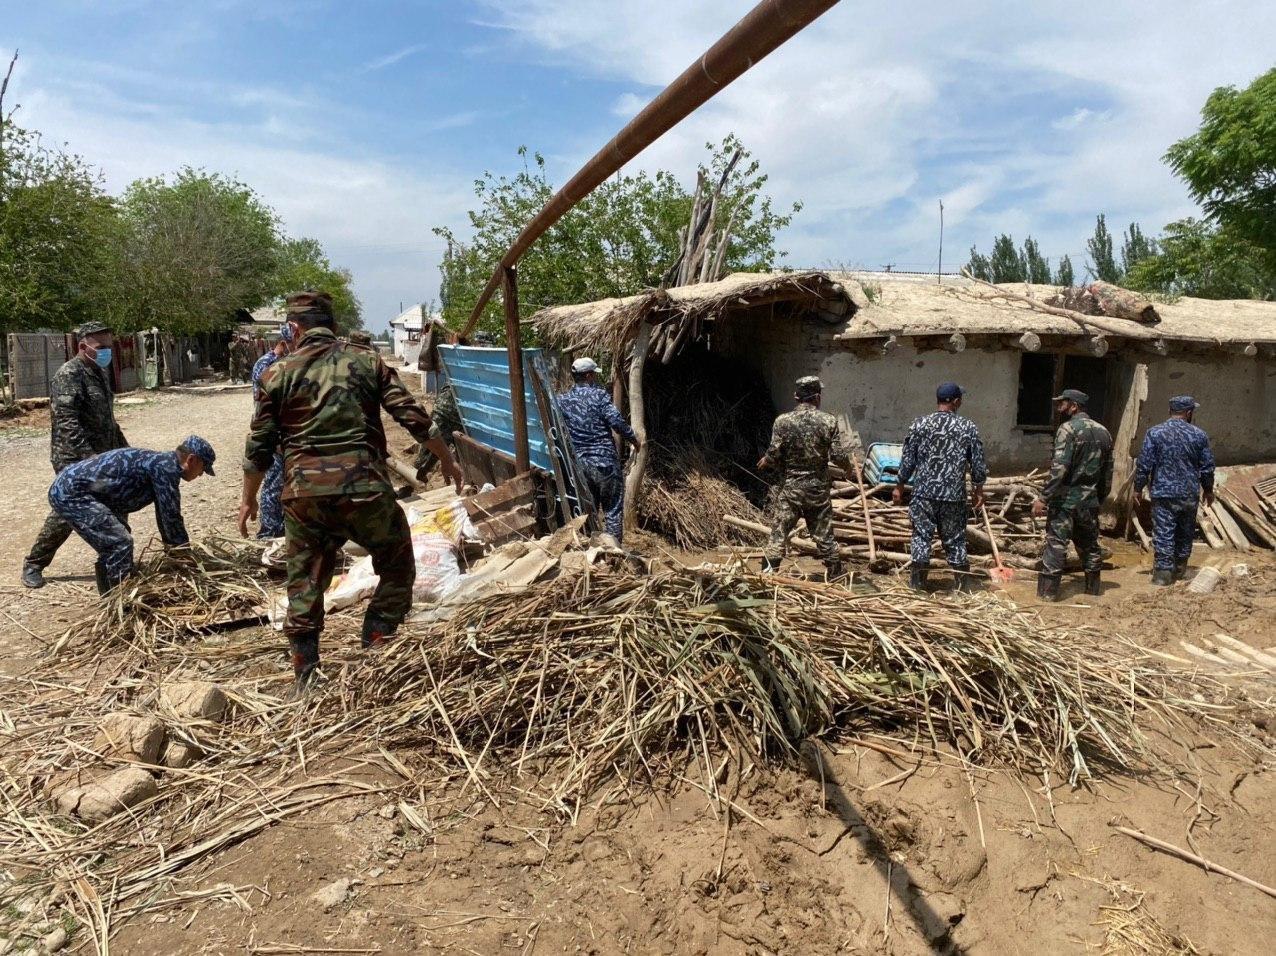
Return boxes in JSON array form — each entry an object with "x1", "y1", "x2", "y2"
[{"x1": 713, "y1": 309, "x2": 1276, "y2": 471}]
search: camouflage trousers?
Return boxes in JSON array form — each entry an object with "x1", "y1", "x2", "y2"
[
  {"x1": 47, "y1": 488, "x2": 133, "y2": 584},
  {"x1": 580, "y1": 459, "x2": 624, "y2": 542},
  {"x1": 909, "y1": 497, "x2": 968, "y2": 567},
  {"x1": 765, "y1": 484, "x2": 837, "y2": 563},
  {"x1": 1041, "y1": 503, "x2": 1102, "y2": 575},
  {"x1": 26, "y1": 461, "x2": 80, "y2": 570},
  {"x1": 1151, "y1": 497, "x2": 1197, "y2": 570},
  {"x1": 256, "y1": 453, "x2": 284, "y2": 539},
  {"x1": 283, "y1": 491, "x2": 414, "y2": 649}
]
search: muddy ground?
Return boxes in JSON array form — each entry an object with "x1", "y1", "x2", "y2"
[{"x1": 0, "y1": 386, "x2": 1273, "y2": 955}]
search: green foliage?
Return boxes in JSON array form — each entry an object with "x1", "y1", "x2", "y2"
[
  {"x1": 1123, "y1": 218, "x2": 1275, "y2": 300},
  {"x1": 1054, "y1": 254, "x2": 1074, "y2": 286},
  {"x1": 1120, "y1": 222, "x2": 1157, "y2": 275},
  {"x1": 989, "y1": 234, "x2": 1026, "y2": 282},
  {"x1": 114, "y1": 168, "x2": 281, "y2": 334},
  {"x1": 1086, "y1": 214, "x2": 1120, "y2": 282},
  {"x1": 434, "y1": 135, "x2": 801, "y2": 340},
  {"x1": 1022, "y1": 236, "x2": 1051, "y2": 283},
  {"x1": 270, "y1": 237, "x2": 363, "y2": 332},
  {"x1": 0, "y1": 121, "x2": 123, "y2": 332},
  {"x1": 1165, "y1": 68, "x2": 1276, "y2": 256},
  {"x1": 964, "y1": 245, "x2": 991, "y2": 281}
]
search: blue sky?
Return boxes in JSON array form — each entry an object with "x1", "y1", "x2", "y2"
[{"x1": 4, "y1": 1, "x2": 1273, "y2": 332}]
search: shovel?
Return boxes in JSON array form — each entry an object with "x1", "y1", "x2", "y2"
[{"x1": 981, "y1": 504, "x2": 1015, "y2": 586}]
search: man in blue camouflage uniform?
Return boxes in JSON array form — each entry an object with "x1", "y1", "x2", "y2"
[
  {"x1": 250, "y1": 324, "x2": 293, "y2": 539},
  {"x1": 759, "y1": 376, "x2": 851, "y2": 580},
  {"x1": 22, "y1": 322, "x2": 129, "y2": 589},
  {"x1": 1031, "y1": 389, "x2": 1113, "y2": 601},
  {"x1": 556, "y1": 357, "x2": 640, "y2": 542},
  {"x1": 1134, "y1": 395, "x2": 1215, "y2": 585},
  {"x1": 894, "y1": 383, "x2": 987, "y2": 592},
  {"x1": 48, "y1": 436, "x2": 216, "y2": 594}
]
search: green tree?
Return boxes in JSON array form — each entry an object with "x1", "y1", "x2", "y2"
[
  {"x1": 269, "y1": 237, "x2": 363, "y2": 332},
  {"x1": 1120, "y1": 222, "x2": 1157, "y2": 275},
  {"x1": 0, "y1": 119, "x2": 123, "y2": 332},
  {"x1": 116, "y1": 168, "x2": 281, "y2": 333},
  {"x1": 964, "y1": 245, "x2": 992, "y2": 281},
  {"x1": 1021, "y1": 236, "x2": 1051, "y2": 283},
  {"x1": 1124, "y1": 218, "x2": 1274, "y2": 300},
  {"x1": 434, "y1": 136, "x2": 801, "y2": 339},
  {"x1": 1086, "y1": 214, "x2": 1120, "y2": 282},
  {"x1": 989, "y1": 234, "x2": 1026, "y2": 283},
  {"x1": 1165, "y1": 68, "x2": 1276, "y2": 256},
  {"x1": 1054, "y1": 254, "x2": 1075, "y2": 286}
]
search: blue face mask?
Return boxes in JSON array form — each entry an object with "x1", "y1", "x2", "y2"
[{"x1": 93, "y1": 347, "x2": 113, "y2": 369}]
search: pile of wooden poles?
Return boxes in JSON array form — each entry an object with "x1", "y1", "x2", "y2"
[
  {"x1": 1191, "y1": 489, "x2": 1276, "y2": 552},
  {"x1": 726, "y1": 470, "x2": 1047, "y2": 570}
]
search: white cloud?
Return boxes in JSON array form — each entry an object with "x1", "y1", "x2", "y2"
[
  {"x1": 360, "y1": 43, "x2": 429, "y2": 73},
  {"x1": 480, "y1": 0, "x2": 1276, "y2": 272}
]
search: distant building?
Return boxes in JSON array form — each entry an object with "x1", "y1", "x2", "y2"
[{"x1": 390, "y1": 304, "x2": 445, "y2": 365}]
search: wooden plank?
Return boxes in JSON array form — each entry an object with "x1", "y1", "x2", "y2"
[
  {"x1": 474, "y1": 506, "x2": 537, "y2": 545},
  {"x1": 465, "y1": 473, "x2": 536, "y2": 518},
  {"x1": 453, "y1": 433, "x2": 497, "y2": 487},
  {"x1": 1102, "y1": 361, "x2": 1147, "y2": 529}
]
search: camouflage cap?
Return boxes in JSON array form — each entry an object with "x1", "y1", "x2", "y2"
[
  {"x1": 75, "y1": 321, "x2": 112, "y2": 338},
  {"x1": 180, "y1": 435, "x2": 216, "y2": 476},
  {"x1": 1169, "y1": 395, "x2": 1200, "y2": 412},
  {"x1": 285, "y1": 290, "x2": 334, "y2": 317},
  {"x1": 348, "y1": 330, "x2": 373, "y2": 345},
  {"x1": 794, "y1": 375, "x2": 823, "y2": 399},
  {"x1": 1052, "y1": 388, "x2": 1089, "y2": 405}
]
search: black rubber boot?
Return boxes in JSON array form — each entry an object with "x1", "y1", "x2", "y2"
[
  {"x1": 1151, "y1": 568, "x2": 1174, "y2": 587},
  {"x1": 361, "y1": 616, "x2": 397, "y2": 650},
  {"x1": 760, "y1": 556, "x2": 780, "y2": 574},
  {"x1": 823, "y1": 560, "x2": 845, "y2": 583},
  {"x1": 909, "y1": 564, "x2": 929, "y2": 591},
  {"x1": 1036, "y1": 573, "x2": 1061, "y2": 601},
  {"x1": 95, "y1": 563, "x2": 111, "y2": 596},
  {"x1": 1173, "y1": 560, "x2": 1188, "y2": 582},
  {"x1": 288, "y1": 633, "x2": 321, "y2": 699},
  {"x1": 21, "y1": 562, "x2": 45, "y2": 589},
  {"x1": 952, "y1": 563, "x2": 972, "y2": 593},
  {"x1": 1084, "y1": 570, "x2": 1102, "y2": 596}
]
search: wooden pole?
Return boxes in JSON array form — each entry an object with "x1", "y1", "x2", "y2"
[
  {"x1": 622, "y1": 321, "x2": 652, "y2": 533},
  {"x1": 502, "y1": 266, "x2": 531, "y2": 473}
]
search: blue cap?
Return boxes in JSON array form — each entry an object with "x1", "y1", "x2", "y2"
[
  {"x1": 1169, "y1": 395, "x2": 1199, "y2": 412},
  {"x1": 181, "y1": 435, "x2": 216, "y2": 476},
  {"x1": 278, "y1": 322, "x2": 294, "y2": 343},
  {"x1": 936, "y1": 382, "x2": 964, "y2": 402}
]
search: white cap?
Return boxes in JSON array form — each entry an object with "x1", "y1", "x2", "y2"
[{"x1": 572, "y1": 357, "x2": 600, "y2": 375}]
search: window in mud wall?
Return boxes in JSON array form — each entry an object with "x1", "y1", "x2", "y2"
[
  {"x1": 1016, "y1": 353, "x2": 1057, "y2": 429},
  {"x1": 1060, "y1": 355, "x2": 1110, "y2": 425}
]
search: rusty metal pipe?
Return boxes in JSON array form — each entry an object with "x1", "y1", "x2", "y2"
[{"x1": 462, "y1": 0, "x2": 841, "y2": 337}]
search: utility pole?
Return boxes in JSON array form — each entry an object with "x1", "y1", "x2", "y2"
[{"x1": 937, "y1": 200, "x2": 944, "y2": 284}]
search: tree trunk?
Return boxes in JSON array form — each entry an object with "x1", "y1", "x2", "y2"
[{"x1": 622, "y1": 322, "x2": 652, "y2": 534}]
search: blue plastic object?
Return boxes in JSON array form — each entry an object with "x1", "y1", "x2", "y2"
[
  {"x1": 437, "y1": 345, "x2": 555, "y2": 474},
  {"x1": 864, "y1": 442, "x2": 904, "y2": 486}
]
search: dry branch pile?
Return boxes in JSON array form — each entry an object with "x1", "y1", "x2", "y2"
[{"x1": 1, "y1": 544, "x2": 1270, "y2": 949}]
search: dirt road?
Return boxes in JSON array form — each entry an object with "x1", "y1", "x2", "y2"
[{"x1": 1, "y1": 388, "x2": 1273, "y2": 954}]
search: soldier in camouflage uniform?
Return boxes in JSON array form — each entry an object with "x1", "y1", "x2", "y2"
[
  {"x1": 759, "y1": 376, "x2": 851, "y2": 580},
  {"x1": 239, "y1": 291, "x2": 462, "y2": 695},
  {"x1": 1031, "y1": 389, "x2": 1113, "y2": 601},
  {"x1": 894, "y1": 383, "x2": 987, "y2": 592},
  {"x1": 414, "y1": 381, "x2": 464, "y2": 480},
  {"x1": 348, "y1": 330, "x2": 373, "y2": 346},
  {"x1": 22, "y1": 321, "x2": 129, "y2": 589},
  {"x1": 49, "y1": 437, "x2": 215, "y2": 594},
  {"x1": 1134, "y1": 395, "x2": 1215, "y2": 585}
]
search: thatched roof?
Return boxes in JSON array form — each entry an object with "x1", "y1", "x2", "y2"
[
  {"x1": 529, "y1": 270, "x2": 1276, "y2": 357},
  {"x1": 530, "y1": 271, "x2": 854, "y2": 357}
]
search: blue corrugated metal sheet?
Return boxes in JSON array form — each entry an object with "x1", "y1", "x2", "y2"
[{"x1": 437, "y1": 345, "x2": 555, "y2": 474}]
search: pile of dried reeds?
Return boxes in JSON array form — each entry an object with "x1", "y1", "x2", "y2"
[{"x1": 1, "y1": 552, "x2": 1267, "y2": 949}]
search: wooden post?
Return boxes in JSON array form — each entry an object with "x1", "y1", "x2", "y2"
[
  {"x1": 1102, "y1": 362, "x2": 1147, "y2": 530},
  {"x1": 622, "y1": 321, "x2": 652, "y2": 534},
  {"x1": 1015, "y1": 332, "x2": 1041, "y2": 352},
  {"x1": 1086, "y1": 335, "x2": 1109, "y2": 358},
  {"x1": 502, "y1": 266, "x2": 531, "y2": 474},
  {"x1": 944, "y1": 333, "x2": 966, "y2": 353}
]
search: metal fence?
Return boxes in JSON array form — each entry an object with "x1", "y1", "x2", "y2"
[{"x1": 3, "y1": 333, "x2": 73, "y2": 399}]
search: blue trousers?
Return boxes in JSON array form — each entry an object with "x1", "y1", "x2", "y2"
[
  {"x1": 580, "y1": 460, "x2": 624, "y2": 542},
  {"x1": 257, "y1": 453, "x2": 285, "y2": 539},
  {"x1": 49, "y1": 490, "x2": 134, "y2": 584},
  {"x1": 909, "y1": 497, "x2": 968, "y2": 566},
  {"x1": 1151, "y1": 497, "x2": 1197, "y2": 570}
]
